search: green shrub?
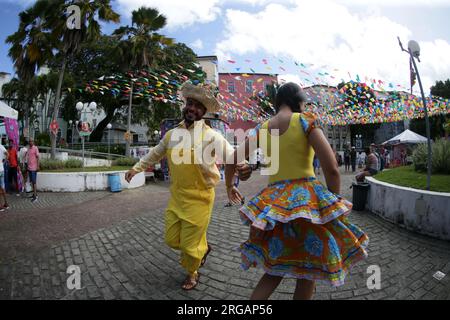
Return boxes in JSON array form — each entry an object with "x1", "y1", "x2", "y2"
[
  {"x1": 412, "y1": 143, "x2": 427, "y2": 172},
  {"x1": 413, "y1": 138, "x2": 450, "y2": 174},
  {"x1": 64, "y1": 158, "x2": 83, "y2": 169},
  {"x1": 112, "y1": 157, "x2": 138, "y2": 167},
  {"x1": 93, "y1": 144, "x2": 125, "y2": 155},
  {"x1": 40, "y1": 158, "x2": 83, "y2": 170},
  {"x1": 431, "y1": 138, "x2": 450, "y2": 174},
  {"x1": 40, "y1": 159, "x2": 65, "y2": 170},
  {"x1": 36, "y1": 132, "x2": 51, "y2": 147}
]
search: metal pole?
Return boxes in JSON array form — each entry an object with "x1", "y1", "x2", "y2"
[
  {"x1": 409, "y1": 49, "x2": 432, "y2": 190},
  {"x1": 125, "y1": 81, "x2": 133, "y2": 157},
  {"x1": 82, "y1": 135, "x2": 85, "y2": 168},
  {"x1": 108, "y1": 129, "x2": 111, "y2": 160}
]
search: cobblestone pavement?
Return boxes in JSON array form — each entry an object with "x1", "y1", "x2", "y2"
[{"x1": 0, "y1": 169, "x2": 449, "y2": 300}]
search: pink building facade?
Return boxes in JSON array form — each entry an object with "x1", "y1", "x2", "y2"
[{"x1": 218, "y1": 73, "x2": 277, "y2": 131}]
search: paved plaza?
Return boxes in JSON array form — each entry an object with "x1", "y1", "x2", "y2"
[{"x1": 0, "y1": 169, "x2": 449, "y2": 300}]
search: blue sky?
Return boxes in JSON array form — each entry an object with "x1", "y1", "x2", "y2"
[{"x1": 1, "y1": 0, "x2": 450, "y2": 93}]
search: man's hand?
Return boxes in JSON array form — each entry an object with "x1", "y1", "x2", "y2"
[
  {"x1": 227, "y1": 186, "x2": 243, "y2": 205},
  {"x1": 236, "y1": 163, "x2": 252, "y2": 181},
  {"x1": 125, "y1": 169, "x2": 138, "y2": 183}
]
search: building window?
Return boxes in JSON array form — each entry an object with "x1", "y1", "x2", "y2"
[
  {"x1": 92, "y1": 119, "x2": 97, "y2": 127},
  {"x1": 228, "y1": 81, "x2": 235, "y2": 93},
  {"x1": 245, "y1": 80, "x2": 253, "y2": 93}
]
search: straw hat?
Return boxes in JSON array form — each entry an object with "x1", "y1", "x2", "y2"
[{"x1": 179, "y1": 81, "x2": 220, "y2": 113}]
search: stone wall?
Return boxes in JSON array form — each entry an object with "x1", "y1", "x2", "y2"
[{"x1": 366, "y1": 177, "x2": 450, "y2": 241}]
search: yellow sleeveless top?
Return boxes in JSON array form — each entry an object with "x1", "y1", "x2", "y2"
[{"x1": 260, "y1": 112, "x2": 319, "y2": 184}]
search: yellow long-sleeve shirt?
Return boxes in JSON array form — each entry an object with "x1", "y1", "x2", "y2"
[{"x1": 132, "y1": 119, "x2": 235, "y2": 188}]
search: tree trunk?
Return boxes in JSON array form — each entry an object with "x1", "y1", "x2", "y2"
[
  {"x1": 89, "y1": 107, "x2": 116, "y2": 142},
  {"x1": 50, "y1": 54, "x2": 67, "y2": 159}
]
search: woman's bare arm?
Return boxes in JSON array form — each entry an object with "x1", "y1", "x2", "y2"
[{"x1": 308, "y1": 128, "x2": 341, "y2": 195}]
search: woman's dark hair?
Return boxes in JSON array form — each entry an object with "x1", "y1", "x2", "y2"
[
  {"x1": 365, "y1": 147, "x2": 371, "y2": 155},
  {"x1": 275, "y1": 82, "x2": 307, "y2": 113}
]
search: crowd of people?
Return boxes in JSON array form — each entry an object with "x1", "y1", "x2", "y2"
[
  {"x1": 0, "y1": 138, "x2": 39, "y2": 212},
  {"x1": 331, "y1": 143, "x2": 394, "y2": 183}
]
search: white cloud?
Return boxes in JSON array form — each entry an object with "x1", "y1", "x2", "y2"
[
  {"x1": 115, "y1": 0, "x2": 222, "y2": 29},
  {"x1": 215, "y1": 0, "x2": 450, "y2": 92},
  {"x1": 191, "y1": 39, "x2": 204, "y2": 50},
  {"x1": 335, "y1": 0, "x2": 450, "y2": 7}
]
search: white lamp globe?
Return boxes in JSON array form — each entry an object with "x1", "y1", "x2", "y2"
[
  {"x1": 76, "y1": 102, "x2": 84, "y2": 111},
  {"x1": 154, "y1": 130, "x2": 159, "y2": 135},
  {"x1": 69, "y1": 120, "x2": 73, "y2": 125},
  {"x1": 107, "y1": 123, "x2": 112, "y2": 129},
  {"x1": 89, "y1": 102, "x2": 97, "y2": 111},
  {"x1": 408, "y1": 40, "x2": 420, "y2": 58}
]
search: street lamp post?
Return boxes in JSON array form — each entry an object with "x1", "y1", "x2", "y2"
[
  {"x1": 125, "y1": 80, "x2": 136, "y2": 158},
  {"x1": 76, "y1": 101, "x2": 97, "y2": 167},
  {"x1": 398, "y1": 37, "x2": 432, "y2": 190},
  {"x1": 68, "y1": 120, "x2": 75, "y2": 146},
  {"x1": 107, "y1": 123, "x2": 112, "y2": 159}
]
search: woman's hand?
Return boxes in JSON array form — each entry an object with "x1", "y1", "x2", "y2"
[{"x1": 227, "y1": 186, "x2": 243, "y2": 205}]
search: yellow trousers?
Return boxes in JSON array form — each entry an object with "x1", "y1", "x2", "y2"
[{"x1": 165, "y1": 148, "x2": 215, "y2": 274}]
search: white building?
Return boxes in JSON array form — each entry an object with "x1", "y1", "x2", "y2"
[{"x1": 196, "y1": 56, "x2": 219, "y2": 85}]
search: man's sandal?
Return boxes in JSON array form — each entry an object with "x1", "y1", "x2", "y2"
[
  {"x1": 181, "y1": 273, "x2": 200, "y2": 291},
  {"x1": 200, "y1": 245, "x2": 212, "y2": 267}
]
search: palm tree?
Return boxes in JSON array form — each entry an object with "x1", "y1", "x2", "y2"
[
  {"x1": 46, "y1": 0, "x2": 120, "y2": 158},
  {"x1": 113, "y1": 7, "x2": 173, "y2": 70},
  {"x1": 112, "y1": 7, "x2": 173, "y2": 156},
  {"x1": 7, "y1": 0, "x2": 120, "y2": 157},
  {"x1": 6, "y1": 0, "x2": 55, "y2": 138}
]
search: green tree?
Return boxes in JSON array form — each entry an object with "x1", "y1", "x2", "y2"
[
  {"x1": 5, "y1": 0, "x2": 55, "y2": 137},
  {"x1": 6, "y1": 0, "x2": 120, "y2": 157},
  {"x1": 48, "y1": 0, "x2": 120, "y2": 158},
  {"x1": 250, "y1": 82, "x2": 278, "y2": 116},
  {"x1": 409, "y1": 79, "x2": 450, "y2": 139},
  {"x1": 112, "y1": 7, "x2": 173, "y2": 70}
]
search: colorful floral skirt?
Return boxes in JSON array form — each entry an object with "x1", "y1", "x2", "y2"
[{"x1": 239, "y1": 177, "x2": 369, "y2": 287}]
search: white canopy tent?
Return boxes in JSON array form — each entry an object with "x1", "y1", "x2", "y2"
[
  {"x1": 0, "y1": 100, "x2": 18, "y2": 120},
  {"x1": 383, "y1": 129, "x2": 427, "y2": 145}
]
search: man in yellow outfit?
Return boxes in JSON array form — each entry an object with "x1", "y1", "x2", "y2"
[{"x1": 126, "y1": 81, "x2": 250, "y2": 290}]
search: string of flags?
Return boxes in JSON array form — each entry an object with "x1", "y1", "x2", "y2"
[{"x1": 73, "y1": 56, "x2": 450, "y2": 126}]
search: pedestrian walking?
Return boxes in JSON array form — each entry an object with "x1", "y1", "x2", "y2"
[
  {"x1": 350, "y1": 146, "x2": 357, "y2": 173},
  {"x1": 26, "y1": 139, "x2": 39, "y2": 202},
  {"x1": 7, "y1": 140, "x2": 20, "y2": 196}
]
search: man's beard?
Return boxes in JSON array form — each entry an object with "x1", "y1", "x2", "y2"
[{"x1": 183, "y1": 108, "x2": 201, "y2": 122}]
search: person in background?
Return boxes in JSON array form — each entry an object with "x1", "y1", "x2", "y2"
[
  {"x1": 19, "y1": 141, "x2": 29, "y2": 193},
  {"x1": 344, "y1": 146, "x2": 350, "y2": 172},
  {"x1": 350, "y1": 146, "x2": 357, "y2": 173},
  {"x1": 27, "y1": 138, "x2": 40, "y2": 202},
  {"x1": 356, "y1": 147, "x2": 379, "y2": 182},
  {"x1": 0, "y1": 141, "x2": 9, "y2": 211},
  {"x1": 7, "y1": 140, "x2": 20, "y2": 196}
]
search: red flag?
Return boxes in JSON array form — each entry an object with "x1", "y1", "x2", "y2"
[{"x1": 410, "y1": 57, "x2": 416, "y2": 93}]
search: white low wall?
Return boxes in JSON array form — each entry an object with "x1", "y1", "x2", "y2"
[
  {"x1": 366, "y1": 177, "x2": 450, "y2": 241},
  {"x1": 37, "y1": 171, "x2": 145, "y2": 192}
]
